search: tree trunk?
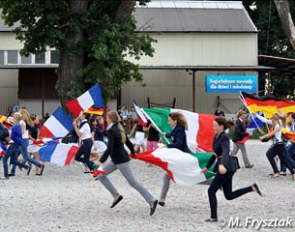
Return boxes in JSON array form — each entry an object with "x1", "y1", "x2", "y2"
[
  {"x1": 274, "y1": 0, "x2": 295, "y2": 50},
  {"x1": 56, "y1": 0, "x2": 89, "y2": 108},
  {"x1": 113, "y1": 1, "x2": 136, "y2": 24}
]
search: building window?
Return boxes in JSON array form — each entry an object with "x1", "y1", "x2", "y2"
[
  {"x1": 7, "y1": 50, "x2": 18, "y2": 64},
  {"x1": 0, "y1": 50, "x2": 4, "y2": 64},
  {"x1": 21, "y1": 54, "x2": 32, "y2": 64},
  {"x1": 50, "y1": 50, "x2": 60, "y2": 64},
  {"x1": 35, "y1": 52, "x2": 45, "y2": 64}
]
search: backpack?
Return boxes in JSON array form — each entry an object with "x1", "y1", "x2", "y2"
[{"x1": 0, "y1": 124, "x2": 9, "y2": 142}]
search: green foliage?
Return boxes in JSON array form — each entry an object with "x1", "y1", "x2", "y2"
[
  {"x1": 0, "y1": 0, "x2": 155, "y2": 101},
  {"x1": 243, "y1": 0, "x2": 295, "y2": 98}
]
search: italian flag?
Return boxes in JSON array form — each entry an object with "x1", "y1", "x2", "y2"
[
  {"x1": 131, "y1": 148, "x2": 215, "y2": 186},
  {"x1": 142, "y1": 108, "x2": 216, "y2": 152}
]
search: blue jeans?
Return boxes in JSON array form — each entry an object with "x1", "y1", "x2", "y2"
[
  {"x1": 208, "y1": 172, "x2": 252, "y2": 219},
  {"x1": 281, "y1": 142, "x2": 295, "y2": 173},
  {"x1": 267, "y1": 144, "x2": 295, "y2": 174},
  {"x1": 75, "y1": 138, "x2": 94, "y2": 170},
  {"x1": 3, "y1": 143, "x2": 29, "y2": 177},
  {"x1": 11, "y1": 139, "x2": 42, "y2": 174}
]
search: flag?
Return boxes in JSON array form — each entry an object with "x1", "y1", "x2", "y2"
[
  {"x1": 142, "y1": 108, "x2": 216, "y2": 152},
  {"x1": 39, "y1": 107, "x2": 73, "y2": 138},
  {"x1": 0, "y1": 144, "x2": 7, "y2": 157},
  {"x1": 246, "y1": 113, "x2": 266, "y2": 135},
  {"x1": 133, "y1": 100, "x2": 148, "y2": 126},
  {"x1": 282, "y1": 128, "x2": 295, "y2": 141},
  {"x1": 131, "y1": 148, "x2": 215, "y2": 186},
  {"x1": 92, "y1": 166, "x2": 107, "y2": 177},
  {"x1": 66, "y1": 83, "x2": 104, "y2": 117},
  {"x1": 240, "y1": 92, "x2": 295, "y2": 118},
  {"x1": 85, "y1": 107, "x2": 104, "y2": 116},
  {"x1": 0, "y1": 115, "x2": 14, "y2": 129},
  {"x1": 39, "y1": 141, "x2": 79, "y2": 166},
  {"x1": 0, "y1": 115, "x2": 7, "y2": 123}
]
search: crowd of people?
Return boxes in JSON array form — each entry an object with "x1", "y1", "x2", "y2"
[{"x1": 1, "y1": 103, "x2": 295, "y2": 219}]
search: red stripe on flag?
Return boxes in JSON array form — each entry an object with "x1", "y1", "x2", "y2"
[
  {"x1": 65, "y1": 99, "x2": 84, "y2": 117},
  {"x1": 131, "y1": 151, "x2": 176, "y2": 183},
  {"x1": 197, "y1": 114, "x2": 216, "y2": 152},
  {"x1": 65, "y1": 146, "x2": 79, "y2": 165},
  {"x1": 39, "y1": 126, "x2": 55, "y2": 138}
]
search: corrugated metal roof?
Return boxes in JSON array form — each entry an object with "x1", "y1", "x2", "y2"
[
  {"x1": 0, "y1": 1, "x2": 257, "y2": 33},
  {"x1": 134, "y1": 1, "x2": 257, "y2": 32}
]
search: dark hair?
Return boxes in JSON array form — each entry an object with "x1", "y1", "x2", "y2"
[
  {"x1": 83, "y1": 112, "x2": 91, "y2": 120},
  {"x1": 168, "y1": 112, "x2": 188, "y2": 130},
  {"x1": 291, "y1": 113, "x2": 295, "y2": 120},
  {"x1": 214, "y1": 117, "x2": 228, "y2": 130},
  {"x1": 89, "y1": 116, "x2": 97, "y2": 126}
]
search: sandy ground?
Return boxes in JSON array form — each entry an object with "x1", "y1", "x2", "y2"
[{"x1": 0, "y1": 139, "x2": 295, "y2": 232}]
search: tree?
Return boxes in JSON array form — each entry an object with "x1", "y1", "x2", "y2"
[
  {"x1": 242, "y1": 0, "x2": 295, "y2": 97},
  {"x1": 274, "y1": 0, "x2": 295, "y2": 50},
  {"x1": 0, "y1": 0, "x2": 155, "y2": 106}
]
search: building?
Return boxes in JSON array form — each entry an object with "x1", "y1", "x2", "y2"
[
  {"x1": 0, "y1": 1, "x2": 268, "y2": 116},
  {"x1": 121, "y1": 1, "x2": 268, "y2": 115}
]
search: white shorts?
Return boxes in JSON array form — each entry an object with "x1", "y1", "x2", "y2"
[
  {"x1": 135, "y1": 132, "x2": 145, "y2": 145},
  {"x1": 91, "y1": 141, "x2": 107, "y2": 154}
]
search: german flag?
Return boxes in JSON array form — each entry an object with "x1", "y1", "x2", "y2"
[
  {"x1": 240, "y1": 92, "x2": 295, "y2": 118},
  {"x1": 282, "y1": 128, "x2": 295, "y2": 142},
  {"x1": 0, "y1": 115, "x2": 7, "y2": 123},
  {"x1": 85, "y1": 107, "x2": 104, "y2": 116}
]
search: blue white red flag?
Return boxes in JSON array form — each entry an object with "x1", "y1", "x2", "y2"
[
  {"x1": 39, "y1": 107, "x2": 73, "y2": 138},
  {"x1": 39, "y1": 141, "x2": 79, "y2": 166},
  {"x1": 66, "y1": 83, "x2": 104, "y2": 117}
]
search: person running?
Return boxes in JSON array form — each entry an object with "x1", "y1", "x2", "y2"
[
  {"x1": 73, "y1": 112, "x2": 98, "y2": 172},
  {"x1": 201, "y1": 117, "x2": 262, "y2": 222},
  {"x1": 94, "y1": 110, "x2": 158, "y2": 216},
  {"x1": 256, "y1": 113, "x2": 295, "y2": 180},
  {"x1": 2, "y1": 112, "x2": 31, "y2": 179},
  {"x1": 159, "y1": 112, "x2": 191, "y2": 207},
  {"x1": 231, "y1": 110, "x2": 254, "y2": 168},
  {"x1": 10, "y1": 109, "x2": 45, "y2": 176}
]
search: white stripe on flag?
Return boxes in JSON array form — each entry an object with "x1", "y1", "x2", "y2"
[
  {"x1": 50, "y1": 143, "x2": 72, "y2": 166},
  {"x1": 153, "y1": 148, "x2": 206, "y2": 186},
  {"x1": 45, "y1": 115, "x2": 70, "y2": 137},
  {"x1": 77, "y1": 91, "x2": 95, "y2": 110}
]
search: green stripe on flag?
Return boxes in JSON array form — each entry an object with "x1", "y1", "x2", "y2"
[
  {"x1": 142, "y1": 108, "x2": 173, "y2": 145},
  {"x1": 191, "y1": 152, "x2": 216, "y2": 179}
]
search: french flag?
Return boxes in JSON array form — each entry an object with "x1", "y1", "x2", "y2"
[
  {"x1": 39, "y1": 107, "x2": 73, "y2": 138},
  {"x1": 133, "y1": 100, "x2": 148, "y2": 126},
  {"x1": 66, "y1": 83, "x2": 104, "y2": 117},
  {"x1": 39, "y1": 141, "x2": 79, "y2": 166},
  {"x1": 0, "y1": 144, "x2": 7, "y2": 157}
]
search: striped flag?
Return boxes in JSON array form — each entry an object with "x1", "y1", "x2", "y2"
[
  {"x1": 240, "y1": 92, "x2": 295, "y2": 118},
  {"x1": 39, "y1": 107, "x2": 73, "y2": 138},
  {"x1": 39, "y1": 141, "x2": 79, "y2": 166},
  {"x1": 66, "y1": 83, "x2": 104, "y2": 117},
  {"x1": 131, "y1": 148, "x2": 215, "y2": 186},
  {"x1": 133, "y1": 100, "x2": 148, "y2": 126},
  {"x1": 85, "y1": 107, "x2": 104, "y2": 116},
  {"x1": 142, "y1": 108, "x2": 216, "y2": 152},
  {"x1": 246, "y1": 113, "x2": 265, "y2": 135}
]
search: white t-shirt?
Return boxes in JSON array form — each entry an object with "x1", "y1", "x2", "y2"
[
  {"x1": 20, "y1": 120, "x2": 29, "y2": 139},
  {"x1": 79, "y1": 120, "x2": 92, "y2": 140}
]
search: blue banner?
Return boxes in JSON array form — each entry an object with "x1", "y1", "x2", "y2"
[{"x1": 205, "y1": 75, "x2": 258, "y2": 93}]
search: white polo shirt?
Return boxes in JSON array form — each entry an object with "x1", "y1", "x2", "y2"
[{"x1": 79, "y1": 119, "x2": 92, "y2": 140}]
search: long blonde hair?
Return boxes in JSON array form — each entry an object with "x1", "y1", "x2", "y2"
[
  {"x1": 168, "y1": 112, "x2": 188, "y2": 130},
  {"x1": 107, "y1": 110, "x2": 126, "y2": 144},
  {"x1": 19, "y1": 108, "x2": 33, "y2": 127}
]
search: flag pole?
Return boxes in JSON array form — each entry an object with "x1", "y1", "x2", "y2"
[{"x1": 141, "y1": 108, "x2": 171, "y2": 144}]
